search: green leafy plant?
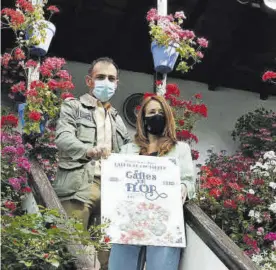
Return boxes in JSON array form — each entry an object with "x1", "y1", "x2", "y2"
[
  {"x1": 252, "y1": 250, "x2": 276, "y2": 270},
  {"x1": 26, "y1": 121, "x2": 58, "y2": 181},
  {"x1": 231, "y1": 108, "x2": 276, "y2": 158},
  {"x1": 1, "y1": 109, "x2": 32, "y2": 216},
  {"x1": 197, "y1": 150, "x2": 276, "y2": 259},
  {"x1": 1, "y1": 113, "x2": 111, "y2": 269},
  {"x1": 1, "y1": 207, "x2": 107, "y2": 270}
]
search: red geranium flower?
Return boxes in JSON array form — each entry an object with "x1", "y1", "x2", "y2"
[
  {"x1": 236, "y1": 194, "x2": 245, "y2": 202},
  {"x1": 25, "y1": 59, "x2": 37, "y2": 68},
  {"x1": 1, "y1": 114, "x2": 19, "y2": 127},
  {"x1": 143, "y1": 92, "x2": 156, "y2": 99},
  {"x1": 11, "y1": 81, "x2": 26, "y2": 93},
  {"x1": 209, "y1": 188, "x2": 222, "y2": 199},
  {"x1": 1, "y1": 8, "x2": 25, "y2": 27},
  {"x1": 16, "y1": 0, "x2": 34, "y2": 12},
  {"x1": 48, "y1": 79, "x2": 59, "y2": 90},
  {"x1": 197, "y1": 37, "x2": 208, "y2": 48},
  {"x1": 262, "y1": 71, "x2": 276, "y2": 81},
  {"x1": 194, "y1": 93, "x2": 202, "y2": 99},
  {"x1": 21, "y1": 186, "x2": 32, "y2": 193},
  {"x1": 253, "y1": 179, "x2": 265, "y2": 186},
  {"x1": 14, "y1": 48, "x2": 26, "y2": 60},
  {"x1": 223, "y1": 199, "x2": 237, "y2": 209},
  {"x1": 40, "y1": 66, "x2": 52, "y2": 77},
  {"x1": 28, "y1": 111, "x2": 41, "y2": 121},
  {"x1": 4, "y1": 200, "x2": 16, "y2": 211},
  {"x1": 176, "y1": 130, "x2": 199, "y2": 143},
  {"x1": 190, "y1": 104, "x2": 208, "y2": 117},
  {"x1": 25, "y1": 89, "x2": 38, "y2": 97},
  {"x1": 178, "y1": 119, "x2": 185, "y2": 126},
  {"x1": 166, "y1": 83, "x2": 180, "y2": 97},
  {"x1": 58, "y1": 81, "x2": 75, "y2": 90},
  {"x1": 155, "y1": 80, "x2": 163, "y2": 86},
  {"x1": 208, "y1": 177, "x2": 223, "y2": 186},
  {"x1": 30, "y1": 80, "x2": 46, "y2": 89},
  {"x1": 61, "y1": 92, "x2": 74, "y2": 100},
  {"x1": 228, "y1": 182, "x2": 242, "y2": 191},
  {"x1": 47, "y1": 5, "x2": 60, "y2": 13},
  {"x1": 104, "y1": 236, "x2": 111, "y2": 243},
  {"x1": 1, "y1": 53, "x2": 12, "y2": 67},
  {"x1": 191, "y1": 149, "x2": 199, "y2": 160}
]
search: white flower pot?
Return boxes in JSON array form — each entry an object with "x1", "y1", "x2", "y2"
[{"x1": 27, "y1": 20, "x2": 56, "y2": 56}]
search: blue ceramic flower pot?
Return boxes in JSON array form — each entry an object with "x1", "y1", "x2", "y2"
[{"x1": 151, "y1": 41, "x2": 179, "y2": 74}]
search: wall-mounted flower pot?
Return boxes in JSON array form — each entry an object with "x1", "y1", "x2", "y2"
[
  {"x1": 18, "y1": 103, "x2": 47, "y2": 134},
  {"x1": 151, "y1": 41, "x2": 179, "y2": 74},
  {"x1": 26, "y1": 20, "x2": 56, "y2": 57}
]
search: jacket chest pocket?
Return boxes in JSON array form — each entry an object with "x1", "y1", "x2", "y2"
[{"x1": 76, "y1": 119, "x2": 96, "y2": 143}]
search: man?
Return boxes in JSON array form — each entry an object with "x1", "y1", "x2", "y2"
[{"x1": 53, "y1": 57, "x2": 130, "y2": 270}]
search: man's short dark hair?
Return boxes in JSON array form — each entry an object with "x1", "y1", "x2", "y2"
[{"x1": 88, "y1": 57, "x2": 119, "y2": 76}]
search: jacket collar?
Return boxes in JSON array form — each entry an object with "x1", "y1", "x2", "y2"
[
  {"x1": 79, "y1": 93, "x2": 118, "y2": 117},
  {"x1": 80, "y1": 93, "x2": 97, "y2": 107}
]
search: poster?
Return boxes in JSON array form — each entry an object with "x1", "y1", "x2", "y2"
[{"x1": 101, "y1": 153, "x2": 186, "y2": 248}]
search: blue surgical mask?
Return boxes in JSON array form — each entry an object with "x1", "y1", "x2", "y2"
[{"x1": 92, "y1": 79, "x2": 116, "y2": 102}]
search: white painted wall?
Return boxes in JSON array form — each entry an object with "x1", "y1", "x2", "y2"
[
  {"x1": 179, "y1": 225, "x2": 229, "y2": 270},
  {"x1": 65, "y1": 60, "x2": 276, "y2": 165}
]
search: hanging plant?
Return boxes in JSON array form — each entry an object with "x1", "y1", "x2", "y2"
[
  {"x1": 147, "y1": 8, "x2": 208, "y2": 73},
  {"x1": 262, "y1": 70, "x2": 276, "y2": 85},
  {"x1": 2, "y1": 53, "x2": 75, "y2": 135},
  {"x1": 1, "y1": 0, "x2": 60, "y2": 55}
]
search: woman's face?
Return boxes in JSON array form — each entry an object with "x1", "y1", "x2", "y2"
[{"x1": 144, "y1": 100, "x2": 164, "y2": 117}]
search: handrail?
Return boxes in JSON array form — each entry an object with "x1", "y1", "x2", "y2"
[
  {"x1": 184, "y1": 202, "x2": 258, "y2": 270},
  {"x1": 29, "y1": 160, "x2": 96, "y2": 270}
]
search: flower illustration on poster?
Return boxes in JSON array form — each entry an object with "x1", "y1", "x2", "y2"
[
  {"x1": 107, "y1": 201, "x2": 184, "y2": 246},
  {"x1": 101, "y1": 154, "x2": 186, "y2": 248}
]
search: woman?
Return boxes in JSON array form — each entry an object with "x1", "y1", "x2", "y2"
[{"x1": 108, "y1": 95, "x2": 195, "y2": 270}]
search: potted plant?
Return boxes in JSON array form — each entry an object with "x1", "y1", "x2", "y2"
[
  {"x1": 1, "y1": 0, "x2": 60, "y2": 56},
  {"x1": 4, "y1": 53, "x2": 75, "y2": 136},
  {"x1": 262, "y1": 70, "x2": 276, "y2": 85},
  {"x1": 146, "y1": 8, "x2": 208, "y2": 74}
]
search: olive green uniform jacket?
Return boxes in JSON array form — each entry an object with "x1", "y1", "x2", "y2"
[{"x1": 53, "y1": 93, "x2": 130, "y2": 205}]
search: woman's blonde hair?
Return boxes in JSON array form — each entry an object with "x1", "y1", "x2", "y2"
[{"x1": 135, "y1": 95, "x2": 177, "y2": 156}]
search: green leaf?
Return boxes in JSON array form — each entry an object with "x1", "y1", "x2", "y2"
[
  {"x1": 49, "y1": 259, "x2": 60, "y2": 268},
  {"x1": 19, "y1": 260, "x2": 33, "y2": 267},
  {"x1": 20, "y1": 228, "x2": 31, "y2": 234}
]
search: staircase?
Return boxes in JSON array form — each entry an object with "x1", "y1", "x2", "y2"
[{"x1": 25, "y1": 161, "x2": 258, "y2": 270}]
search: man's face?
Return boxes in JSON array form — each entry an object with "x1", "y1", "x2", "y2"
[{"x1": 86, "y1": 62, "x2": 118, "y2": 91}]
